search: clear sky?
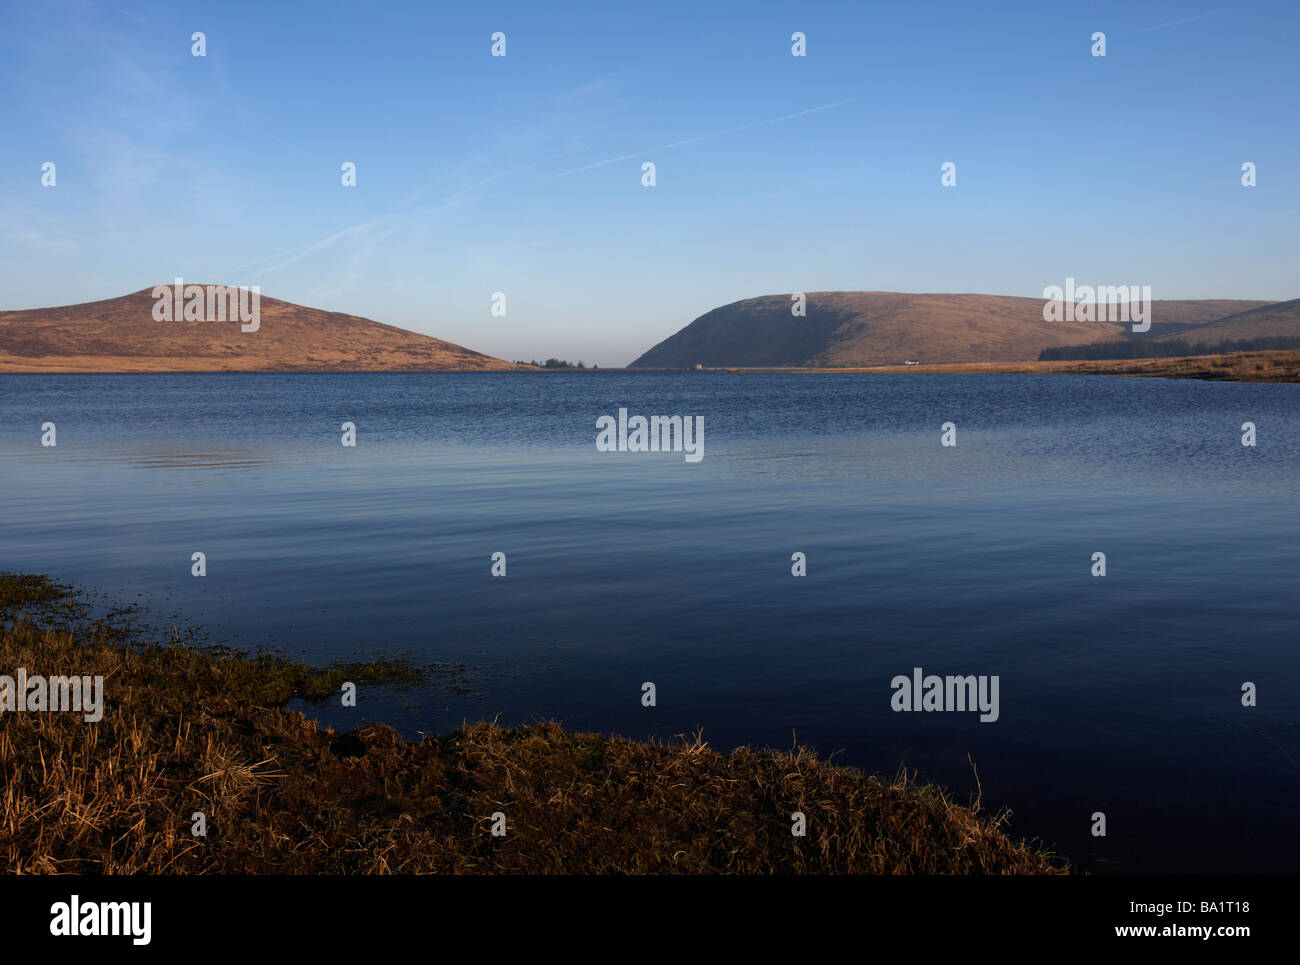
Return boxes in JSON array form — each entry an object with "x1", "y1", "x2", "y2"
[{"x1": 2, "y1": 0, "x2": 1297, "y2": 365}]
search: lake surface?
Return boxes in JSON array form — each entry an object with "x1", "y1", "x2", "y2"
[{"x1": 1, "y1": 371, "x2": 1296, "y2": 873}]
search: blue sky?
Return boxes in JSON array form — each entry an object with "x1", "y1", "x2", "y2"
[{"x1": 2, "y1": 0, "x2": 1297, "y2": 365}]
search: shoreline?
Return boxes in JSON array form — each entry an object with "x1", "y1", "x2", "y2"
[
  {"x1": 698, "y1": 348, "x2": 1300, "y2": 382},
  {"x1": 1, "y1": 347, "x2": 1297, "y2": 381},
  {"x1": 1, "y1": 574, "x2": 1067, "y2": 875}
]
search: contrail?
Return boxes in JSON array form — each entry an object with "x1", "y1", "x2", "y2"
[
  {"x1": 236, "y1": 216, "x2": 397, "y2": 280},
  {"x1": 541, "y1": 100, "x2": 850, "y2": 182},
  {"x1": 1142, "y1": 10, "x2": 1224, "y2": 30},
  {"x1": 228, "y1": 165, "x2": 532, "y2": 278}
]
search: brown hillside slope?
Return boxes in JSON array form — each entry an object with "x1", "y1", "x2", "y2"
[
  {"x1": 715, "y1": 348, "x2": 1300, "y2": 382},
  {"x1": 0, "y1": 286, "x2": 525, "y2": 372},
  {"x1": 1153, "y1": 297, "x2": 1300, "y2": 344},
  {"x1": 630, "y1": 292, "x2": 1270, "y2": 367}
]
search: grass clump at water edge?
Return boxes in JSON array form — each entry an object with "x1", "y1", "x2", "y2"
[{"x1": 0, "y1": 573, "x2": 1068, "y2": 874}]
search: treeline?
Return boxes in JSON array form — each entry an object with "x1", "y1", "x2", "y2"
[
  {"x1": 1039, "y1": 336, "x2": 1300, "y2": 361},
  {"x1": 513, "y1": 358, "x2": 596, "y2": 369}
]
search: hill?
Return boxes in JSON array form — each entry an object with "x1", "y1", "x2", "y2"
[
  {"x1": 707, "y1": 348, "x2": 1300, "y2": 382},
  {"x1": 629, "y1": 292, "x2": 1272, "y2": 368},
  {"x1": 1152, "y1": 297, "x2": 1300, "y2": 345},
  {"x1": 0, "y1": 285, "x2": 524, "y2": 372}
]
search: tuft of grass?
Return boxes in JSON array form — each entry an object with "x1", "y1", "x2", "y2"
[
  {"x1": 0, "y1": 572, "x2": 71, "y2": 612},
  {"x1": 0, "y1": 573, "x2": 1068, "y2": 874}
]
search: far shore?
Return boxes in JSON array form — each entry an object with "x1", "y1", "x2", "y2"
[
  {"x1": 2, "y1": 348, "x2": 1297, "y2": 381},
  {"x1": 693, "y1": 348, "x2": 1300, "y2": 383}
]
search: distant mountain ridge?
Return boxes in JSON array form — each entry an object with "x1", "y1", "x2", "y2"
[
  {"x1": 0, "y1": 286, "x2": 524, "y2": 372},
  {"x1": 629, "y1": 292, "x2": 1281, "y2": 368}
]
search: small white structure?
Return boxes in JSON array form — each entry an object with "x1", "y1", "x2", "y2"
[{"x1": 904, "y1": 360, "x2": 920, "y2": 366}]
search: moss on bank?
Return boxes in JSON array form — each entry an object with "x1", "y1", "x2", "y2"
[{"x1": 0, "y1": 573, "x2": 1067, "y2": 874}]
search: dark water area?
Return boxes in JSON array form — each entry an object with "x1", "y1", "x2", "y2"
[{"x1": 1, "y1": 371, "x2": 1296, "y2": 873}]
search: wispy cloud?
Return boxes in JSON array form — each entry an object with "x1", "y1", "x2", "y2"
[
  {"x1": 1142, "y1": 9, "x2": 1225, "y2": 31},
  {"x1": 229, "y1": 165, "x2": 526, "y2": 283},
  {"x1": 540, "y1": 100, "x2": 850, "y2": 182},
  {"x1": 236, "y1": 216, "x2": 400, "y2": 281},
  {"x1": 0, "y1": 219, "x2": 82, "y2": 257}
]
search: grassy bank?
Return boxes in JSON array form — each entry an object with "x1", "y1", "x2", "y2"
[{"x1": 1, "y1": 574, "x2": 1067, "y2": 874}]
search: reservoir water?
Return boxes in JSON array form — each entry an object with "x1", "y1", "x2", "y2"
[{"x1": 1, "y1": 371, "x2": 1296, "y2": 872}]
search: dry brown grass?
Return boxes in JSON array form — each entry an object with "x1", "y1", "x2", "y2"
[
  {"x1": 630, "y1": 291, "x2": 1275, "y2": 368},
  {"x1": 720, "y1": 348, "x2": 1300, "y2": 382},
  {"x1": 1, "y1": 574, "x2": 1067, "y2": 874},
  {"x1": 0, "y1": 286, "x2": 527, "y2": 372}
]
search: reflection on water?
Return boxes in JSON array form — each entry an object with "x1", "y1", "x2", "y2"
[
  {"x1": 0, "y1": 446, "x2": 281, "y2": 472},
  {"x1": 0, "y1": 371, "x2": 1297, "y2": 873}
]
